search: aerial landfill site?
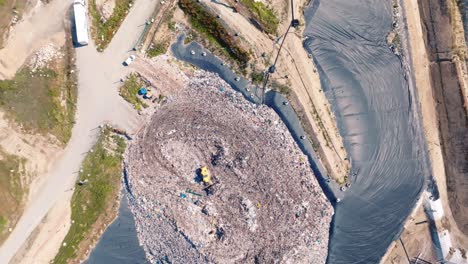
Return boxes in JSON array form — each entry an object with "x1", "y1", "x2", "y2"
[{"x1": 124, "y1": 69, "x2": 333, "y2": 263}]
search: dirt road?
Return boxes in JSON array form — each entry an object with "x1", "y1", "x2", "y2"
[
  {"x1": 0, "y1": 0, "x2": 69, "y2": 80},
  {"x1": 417, "y1": 0, "x2": 468, "y2": 246},
  {"x1": 0, "y1": 0, "x2": 159, "y2": 262}
]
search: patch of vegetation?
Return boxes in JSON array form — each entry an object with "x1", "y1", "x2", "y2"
[
  {"x1": 250, "y1": 71, "x2": 264, "y2": 84},
  {"x1": 0, "y1": 216, "x2": 6, "y2": 233},
  {"x1": 179, "y1": 0, "x2": 250, "y2": 66},
  {"x1": 0, "y1": 56, "x2": 77, "y2": 143},
  {"x1": 240, "y1": 0, "x2": 279, "y2": 35},
  {"x1": 53, "y1": 128, "x2": 126, "y2": 263},
  {"x1": 271, "y1": 81, "x2": 290, "y2": 95},
  {"x1": 88, "y1": 0, "x2": 133, "y2": 51},
  {"x1": 168, "y1": 21, "x2": 177, "y2": 32},
  {"x1": 0, "y1": 148, "x2": 24, "y2": 243},
  {"x1": 119, "y1": 73, "x2": 149, "y2": 110},
  {"x1": 184, "y1": 31, "x2": 196, "y2": 44},
  {"x1": 391, "y1": 33, "x2": 400, "y2": 47},
  {"x1": 147, "y1": 41, "x2": 169, "y2": 58},
  {"x1": 450, "y1": 0, "x2": 467, "y2": 60}
]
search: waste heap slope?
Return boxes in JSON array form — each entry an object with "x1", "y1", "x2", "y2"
[{"x1": 125, "y1": 71, "x2": 333, "y2": 263}]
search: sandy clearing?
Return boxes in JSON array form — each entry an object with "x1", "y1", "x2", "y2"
[
  {"x1": 0, "y1": 0, "x2": 160, "y2": 262},
  {"x1": 381, "y1": 199, "x2": 438, "y2": 263},
  {"x1": 0, "y1": 112, "x2": 62, "y2": 202},
  {"x1": 0, "y1": 0, "x2": 69, "y2": 80},
  {"x1": 203, "y1": 0, "x2": 349, "y2": 182},
  {"x1": 10, "y1": 191, "x2": 72, "y2": 264},
  {"x1": 95, "y1": 0, "x2": 116, "y2": 20},
  {"x1": 401, "y1": 0, "x2": 468, "y2": 250}
]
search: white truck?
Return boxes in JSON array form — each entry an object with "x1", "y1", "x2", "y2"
[{"x1": 73, "y1": 0, "x2": 89, "y2": 46}]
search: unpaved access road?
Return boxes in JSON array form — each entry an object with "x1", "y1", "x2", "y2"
[
  {"x1": 0, "y1": 0, "x2": 159, "y2": 262},
  {"x1": 0, "y1": 0, "x2": 69, "y2": 80},
  {"x1": 418, "y1": 0, "x2": 468, "y2": 246}
]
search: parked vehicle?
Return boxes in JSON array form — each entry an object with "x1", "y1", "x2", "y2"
[
  {"x1": 124, "y1": 55, "x2": 136, "y2": 66},
  {"x1": 73, "y1": 0, "x2": 89, "y2": 46}
]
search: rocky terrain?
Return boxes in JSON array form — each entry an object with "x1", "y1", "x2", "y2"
[{"x1": 124, "y1": 71, "x2": 333, "y2": 263}]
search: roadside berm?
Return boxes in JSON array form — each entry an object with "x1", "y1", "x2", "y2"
[{"x1": 124, "y1": 66, "x2": 333, "y2": 263}]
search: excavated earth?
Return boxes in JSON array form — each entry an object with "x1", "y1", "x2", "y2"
[
  {"x1": 124, "y1": 71, "x2": 333, "y2": 263},
  {"x1": 418, "y1": 0, "x2": 468, "y2": 236}
]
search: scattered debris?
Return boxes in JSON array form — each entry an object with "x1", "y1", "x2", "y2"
[
  {"x1": 29, "y1": 44, "x2": 63, "y2": 72},
  {"x1": 125, "y1": 71, "x2": 332, "y2": 263}
]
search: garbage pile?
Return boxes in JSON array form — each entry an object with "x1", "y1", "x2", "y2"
[{"x1": 125, "y1": 70, "x2": 333, "y2": 263}]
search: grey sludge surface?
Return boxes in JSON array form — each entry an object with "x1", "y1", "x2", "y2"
[
  {"x1": 85, "y1": 196, "x2": 148, "y2": 264},
  {"x1": 304, "y1": 0, "x2": 426, "y2": 263}
]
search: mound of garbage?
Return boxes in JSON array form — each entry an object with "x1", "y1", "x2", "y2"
[{"x1": 125, "y1": 71, "x2": 332, "y2": 263}]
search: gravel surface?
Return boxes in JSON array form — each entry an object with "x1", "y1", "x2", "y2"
[
  {"x1": 29, "y1": 44, "x2": 63, "y2": 72},
  {"x1": 125, "y1": 71, "x2": 333, "y2": 264}
]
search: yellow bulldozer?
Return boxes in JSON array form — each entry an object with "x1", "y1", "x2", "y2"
[{"x1": 200, "y1": 166, "x2": 212, "y2": 184}]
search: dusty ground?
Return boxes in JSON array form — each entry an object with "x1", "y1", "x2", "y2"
[
  {"x1": 0, "y1": 0, "x2": 158, "y2": 261},
  {"x1": 0, "y1": 0, "x2": 75, "y2": 248},
  {"x1": 390, "y1": 0, "x2": 468, "y2": 260},
  {"x1": 10, "y1": 190, "x2": 72, "y2": 264},
  {"x1": 417, "y1": 0, "x2": 468, "y2": 243},
  {"x1": 178, "y1": 0, "x2": 349, "y2": 184},
  {"x1": 0, "y1": 0, "x2": 31, "y2": 48},
  {"x1": 126, "y1": 57, "x2": 333, "y2": 263},
  {"x1": 0, "y1": 110, "x2": 62, "y2": 244},
  {"x1": 95, "y1": 0, "x2": 116, "y2": 21},
  {"x1": 0, "y1": 112, "x2": 62, "y2": 201},
  {"x1": 448, "y1": 0, "x2": 468, "y2": 116},
  {"x1": 382, "y1": 201, "x2": 438, "y2": 264},
  {"x1": 0, "y1": 0, "x2": 68, "y2": 80}
]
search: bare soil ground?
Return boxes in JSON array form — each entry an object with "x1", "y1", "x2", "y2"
[
  {"x1": 95, "y1": 0, "x2": 115, "y2": 20},
  {"x1": 0, "y1": 0, "x2": 30, "y2": 48},
  {"x1": 0, "y1": 0, "x2": 77, "y2": 252},
  {"x1": 418, "y1": 0, "x2": 468, "y2": 240},
  {"x1": 10, "y1": 190, "x2": 72, "y2": 264},
  {"x1": 383, "y1": 202, "x2": 438, "y2": 264},
  {"x1": 126, "y1": 57, "x2": 333, "y2": 263},
  {"x1": 0, "y1": 0, "x2": 68, "y2": 80},
  {"x1": 0, "y1": 111, "x2": 62, "y2": 245}
]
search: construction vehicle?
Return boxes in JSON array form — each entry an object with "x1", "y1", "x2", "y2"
[{"x1": 200, "y1": 166, "x2": 211, "y2": 184}]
